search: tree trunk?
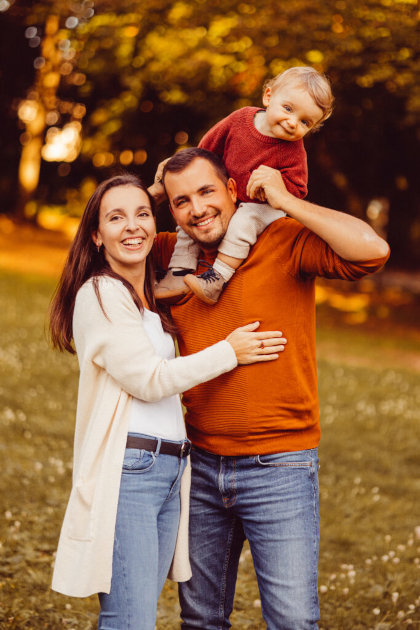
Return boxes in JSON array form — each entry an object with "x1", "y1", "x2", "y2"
[{"x1": 15, "y1": 14, "x2": 60, "y2": 219}]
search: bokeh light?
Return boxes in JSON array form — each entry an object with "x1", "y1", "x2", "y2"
[{"x1": 41, "y1": 122, "x2": 82, "y2": 162}]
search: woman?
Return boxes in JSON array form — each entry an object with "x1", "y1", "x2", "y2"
[{"x1": 49, "y1": 174, "x2": 285, "y2": 629}]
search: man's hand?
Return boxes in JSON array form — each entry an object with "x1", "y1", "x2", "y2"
[
  {"x1": 247, "y1": 166, "x2": 389, "y2": 261},
  {"x1": 148, "y1": 157, "x2": 171, "y2": 204},
  {"x1": 246, "y1": 165, "x2": 291, "y2": 209}
]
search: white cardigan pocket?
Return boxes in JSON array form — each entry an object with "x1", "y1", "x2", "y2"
[{"x1": 66, "y1": 479, "x2": 96, "y2": 541}]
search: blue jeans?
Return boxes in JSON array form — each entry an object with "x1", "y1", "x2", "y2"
[
  {"x1": 179, "y1": 447, "x2": 320, "y2": 630},
  {"x1": 98, "y1": 433, "x2": 187, "y2": 630}
]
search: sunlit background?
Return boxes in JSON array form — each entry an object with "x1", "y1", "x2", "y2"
[{"x1": 0, "y1": 0, "x2": 419, "y2": 265}]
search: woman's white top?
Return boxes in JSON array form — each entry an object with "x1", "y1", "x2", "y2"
[{"x1": 128, "y1": 309, "x2": 186, "y2": 441}]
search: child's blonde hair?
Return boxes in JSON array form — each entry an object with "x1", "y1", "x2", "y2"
[{"x1": 264, "y1": 66, "x2": 334, "y2": 130}]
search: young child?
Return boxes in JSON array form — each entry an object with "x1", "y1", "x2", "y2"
[{"x1": 155, "y1": 66, "x2": 334, "y2": 304}]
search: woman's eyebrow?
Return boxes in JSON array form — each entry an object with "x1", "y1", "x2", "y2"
[
  {"x1": 104, "y1": 205, "x2": 150, "y2": 217},
  {"x1": 104, "y1": 207, "x2": 125, "y2": 218}
]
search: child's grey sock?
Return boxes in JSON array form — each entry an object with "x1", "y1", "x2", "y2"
[{"x1": 213, "y1": 259, "x2": 236, "y2": 282}]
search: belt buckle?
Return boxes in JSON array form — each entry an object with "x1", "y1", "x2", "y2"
[{"x1": 180, "y1": 441, "x2": 191, "y2": 457}]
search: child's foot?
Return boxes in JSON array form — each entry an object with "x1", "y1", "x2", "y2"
[
  {"x1": 155, "y1": 270, "x2": 193, "y2": 301},
  {"x1": 184, "y1": 267, "x2": 226, "y2": 305}
]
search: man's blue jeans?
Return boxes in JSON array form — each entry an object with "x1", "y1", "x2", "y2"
[
  {"x1": 179, "y1": 446, "x2": 320, "y2": 630},
  {"x1": 98, "y1": 433, "x2": 187, "y2": 630}
]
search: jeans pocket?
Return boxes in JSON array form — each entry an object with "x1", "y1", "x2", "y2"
[
  {"x1": 255, "y1": 449, "x2": 316, "y2": 468},
  {"x1": 122, "y1": 448, "x2": 156, "y2": 474}
]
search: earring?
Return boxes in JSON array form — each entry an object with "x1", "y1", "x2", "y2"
[{"x1": 96, "y1": 242, "x2": 102, "y2": 253}]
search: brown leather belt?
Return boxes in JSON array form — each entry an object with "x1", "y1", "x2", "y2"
[{"x1": 126, "y1": 435, "x2": 191, "y2": 458}]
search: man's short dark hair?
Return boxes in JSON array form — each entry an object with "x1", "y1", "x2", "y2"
[{"x1": 162, "y1": 148, "x2": 229, "y2": 188}]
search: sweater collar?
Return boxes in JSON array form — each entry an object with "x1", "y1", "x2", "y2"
[{"x1": 245, "y1": 106, "x2": 286, "y2": 145}]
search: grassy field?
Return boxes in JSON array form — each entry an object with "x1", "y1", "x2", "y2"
[{"x1": 0, "y1": 268, "x2": 419, "y2": 630}]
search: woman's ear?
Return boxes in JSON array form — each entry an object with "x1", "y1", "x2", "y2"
[
  {"x1": 92, "y1": 232, "x2": 103, "y2": 254},
  {"x1": 92, "y1": 232, "x2": 102, "y2": 247}
]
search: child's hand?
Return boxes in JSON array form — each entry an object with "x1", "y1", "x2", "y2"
[
  {"x1": 148, "y1": 157, "x2": 171, "y2": 203},
  {"x1": 255, "y1": 187, "x2": 267, "y2": 202},
  {"x1": 247, "y1": 165, "x2": 289, "y2": 209},
  {"x1": 154, "y1": 157, "x2": 171, "y2": 185},
  {"x1": 246, "y1": 172, "x2": 267, "y2": 202}
]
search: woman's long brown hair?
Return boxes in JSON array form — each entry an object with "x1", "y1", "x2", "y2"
[{"x1": 49, "y1": 173, "x2": 175, "y2": 354}]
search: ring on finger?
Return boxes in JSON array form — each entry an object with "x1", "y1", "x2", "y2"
[{"x1": 260, "y1": 342, "x2": 265, "y2": 349}]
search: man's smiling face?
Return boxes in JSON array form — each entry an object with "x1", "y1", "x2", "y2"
[{"x1": 164, "y1": 157, "x2": 237, "y2": 249}]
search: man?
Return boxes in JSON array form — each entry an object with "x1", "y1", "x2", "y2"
[{"x1": 151, "y1": 148, "x2": 389, "y2": 630}]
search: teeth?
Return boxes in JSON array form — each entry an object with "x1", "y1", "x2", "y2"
[
  {"x1": 123, "y1": 238, "x2": 142, "y2": 245},
  {"x1": 196, "y1": 217, "x2": 213, "y2": 227}
]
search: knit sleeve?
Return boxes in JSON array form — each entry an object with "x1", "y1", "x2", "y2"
[
  {"x1": 73, "y1": 278, "x2": 237, "y2": 402},
  {"x1": 199, "y1": 111, "x2": 236, "y2": 157},
  {"x1": 288, "y1": 225, "x2": 389, "y2": 280},
  {"x1": 278, "y1": 140, "x2": 308, "y2": 199}
]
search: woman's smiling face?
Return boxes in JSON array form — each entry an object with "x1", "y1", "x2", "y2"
[{"x1": 94, "y1": 185, "x2": 156, "y2": 277}]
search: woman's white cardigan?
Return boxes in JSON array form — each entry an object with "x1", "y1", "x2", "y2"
[{"x1": 51, "y1": 277, "x2": 237, "y2": 597}]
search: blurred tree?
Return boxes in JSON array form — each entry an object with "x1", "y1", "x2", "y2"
[
  {"x1": 1, "y1": 0, "x2": 419, "y2": 263},
  {"x1": 7, "y1": 0, "x2": 91, "y2": 218}
]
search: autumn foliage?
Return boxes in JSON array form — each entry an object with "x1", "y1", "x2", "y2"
[{"x1": 1, "y1": 0, "x2": 419, "y2": 265}]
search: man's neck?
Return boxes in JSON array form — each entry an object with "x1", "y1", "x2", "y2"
[{"x1": 197, "y1": 246, "x2": 218, "y2": 269}]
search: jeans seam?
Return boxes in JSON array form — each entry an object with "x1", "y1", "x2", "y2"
[
  {"x1": 218, "y1": 517, "x2": 237, "y2": 630},
  {"x1": 310, "y1": 462, "x2": 320, "y2": 623},
  {"x1": 256, "y1": 459, "x2": 313, "y2": 468},
  {"x1": 113, "y1": 533, "x2": 131, "y2": 629}
]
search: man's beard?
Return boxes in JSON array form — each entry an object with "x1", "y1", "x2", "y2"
[
  {"x1": 187, "y1": 222, "x2": 225, "y2": 250},
  {"x1": 195, "y1": 235, "x2": 224, "y2": 251}
]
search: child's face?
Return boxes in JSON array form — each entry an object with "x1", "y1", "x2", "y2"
[{"x1": 260, "y1": 81, "x2": 324, "y2": 141}]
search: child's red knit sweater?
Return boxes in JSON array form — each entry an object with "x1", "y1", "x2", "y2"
[{"x1": 199, "y1": 106, "x2": 308, "y2": 202}]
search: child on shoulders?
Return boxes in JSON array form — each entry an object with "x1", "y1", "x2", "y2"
[{"x1": 155, "y1": 66, "x2": 334, "y2": 304}]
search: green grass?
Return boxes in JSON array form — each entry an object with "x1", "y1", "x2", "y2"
[{"x1": 0, "y1": 269, "x2": 419, "y2": 629}]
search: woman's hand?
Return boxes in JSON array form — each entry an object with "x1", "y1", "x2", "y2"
[{"x1": 225, "y1": 321, "x2": 287, "y2": 365}]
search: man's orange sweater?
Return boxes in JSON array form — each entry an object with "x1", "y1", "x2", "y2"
[{"x1": 154, "y1": 220, "x2": 388, "y2": 456}]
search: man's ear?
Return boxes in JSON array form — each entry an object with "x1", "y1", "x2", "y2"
[
  {"x1": 262, "y1": 87, "x2": 271, "y2": 108},
  {"x1": 227, "y1": 178, "x2": 237, "y2": 204}
]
